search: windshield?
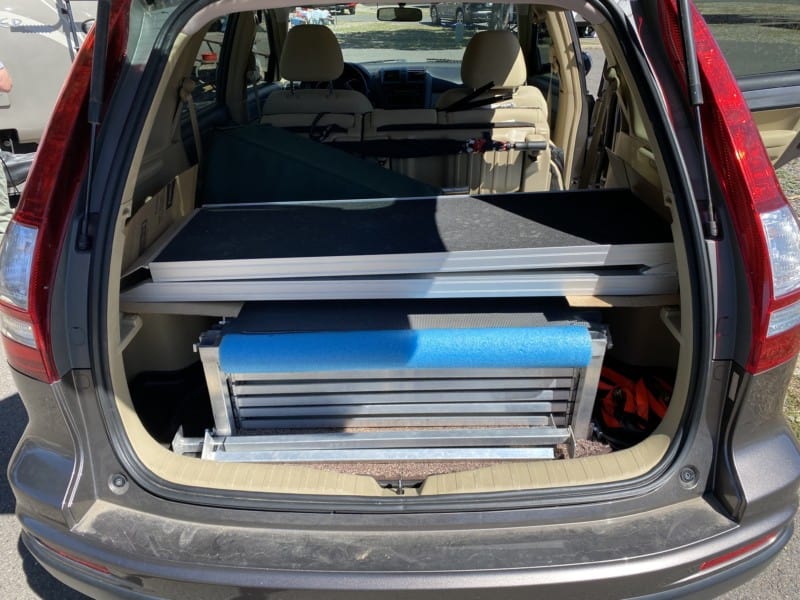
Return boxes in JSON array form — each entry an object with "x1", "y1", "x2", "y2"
[{"x1": 288, "y1": 3, "x2": 517, "y2": 68}]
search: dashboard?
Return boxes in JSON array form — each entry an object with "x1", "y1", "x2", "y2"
[{"x1": 346, "y1": 62, "x2": 463, "y2": 110}]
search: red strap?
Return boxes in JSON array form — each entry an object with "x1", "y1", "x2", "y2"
[
  {"x1": 598, "y1": 367, "x2": 672, "y2": 432},
  {"x1": 600, "y1": 367, "x2": 633, "y2": 388}
]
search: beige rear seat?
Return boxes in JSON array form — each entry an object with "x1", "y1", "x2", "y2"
[
  {"x1": 435, "y1": 30, "x2": 553, "y2": 192},
  {"x1": 260, "y1": 28, "x2": 552, "y2": 194},
  {"x1": 360, "y1": 109, "x2": 444, "y2": 188},
  {"x1": 356, "y1": 31, "x2": 553, "y2": 193}
]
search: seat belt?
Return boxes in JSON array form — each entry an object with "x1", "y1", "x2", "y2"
[
  {"x1": 178, "y1": 78, "x2": 204, "y2": 164},
  {"x1": 579, "y1": 65, "x2": 618, "y2": 188},
  {"x1": 442, "y1": 81, "x2": 495, "y2": 112},
  {"x1": 545, "y1": 55, "x2": 555, "y2": 131}
]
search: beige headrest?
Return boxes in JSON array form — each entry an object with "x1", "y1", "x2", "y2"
[
  {"x1": 461, "y1": 30, "x2": 527, "y2": 90},
  {"x1": 280, "y1": 25, "x2": 344, "y2": 82}
]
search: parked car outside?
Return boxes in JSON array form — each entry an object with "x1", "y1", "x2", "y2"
[
  {"x1": 3, "y1": 1, "x2": 799, "y2": 599},
  {"x1": 572, "y1": 10, "x2": 595, "y2": 37},
  {"x1": 308, "y1": 2, "x2": 357, "y2": 15},
  {"x1": 430, "y1": 2, "x2": 494, "y2": 26},
  {"x1": 0, "y1": 1, "x2": 95, "y2": 207},
  {"x1": 334, "y1": 2, "x2": 358, "y2": 14},
  {"x1": 0, "y1": 0, "x2": 96, "y2": 152}
]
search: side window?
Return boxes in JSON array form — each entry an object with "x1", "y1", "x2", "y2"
[
  {"x1": 487, "y1": 5, "x2": 517, "y2": 31},
  {"x1": 534, "y1": 20, "x2": 552, "y2": 70},
  {"x1": 250, "y1": 10, "x2": 272, "y2": 88},
  {"x1": 190, "y1": 16, "x2": 229, "y2": 108},
  {"x1": 695, "y1": 2, "x2": 800, "y2": 77},
  {"x1": 523, "y1": 18, "x2": 553, "y2": 88}
]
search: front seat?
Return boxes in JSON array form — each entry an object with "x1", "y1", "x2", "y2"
[
  {"x1": 262, "y1": 24, "x2": 372, "y2": 119},
  {"x1": 436, "y1": 29, "x2": 548, "y2": 122}
]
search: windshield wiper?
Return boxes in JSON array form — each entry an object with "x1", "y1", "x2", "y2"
[{"x1": 358, "y1": 59, "x2": 407, "y2": 64}]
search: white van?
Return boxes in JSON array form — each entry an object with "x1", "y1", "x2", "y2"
[{"x1": 0, "y1": 0, "x2": 96, "y2": 152}]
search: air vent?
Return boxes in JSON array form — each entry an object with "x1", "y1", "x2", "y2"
[
  {"x1": 408, "y1": 69, "x2": 426, "y2": 81},
  {"x1": 382, "y1": 69, "x2": 401, "y2": 82}
]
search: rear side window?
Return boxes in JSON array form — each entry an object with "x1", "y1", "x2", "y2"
[
  {"x1": 190, "y1": 16, "x2": 229, "y2": 108},
  {"x1": 252, "y1": 10, "x2": 272, "y2": 80},
  {"x1": 695, "y1": 1, "x2": 800, "y2": 77}
]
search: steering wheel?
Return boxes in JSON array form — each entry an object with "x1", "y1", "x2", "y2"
[
  {"x1": 314, "y1": 63, "x2": 371, "y2": 97},
  {"x1": 341, "y1": 62, "x2": 371, "y2": 96}
]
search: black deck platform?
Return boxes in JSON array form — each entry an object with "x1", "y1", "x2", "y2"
[{"x1": 147, "y1": 190, "x2": 674, "y2": 282}]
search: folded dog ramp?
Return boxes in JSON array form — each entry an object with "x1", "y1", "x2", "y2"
[{"x1": 190, "y1": 302, "x2": 607, "y2": 463}]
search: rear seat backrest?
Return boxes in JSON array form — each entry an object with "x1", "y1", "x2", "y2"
[
  {"x1": 260, "y1": 27, "x2": 553, "y2": 194},
  {"x1": 435, "y1": 30, "x2": 553, "y2": 192},
  {"x1": 360, "y1": 109, "x2": 446, "y2": 189},
  {"x1": 261, "y1": 25, "x2": 370, "y2": 140}
]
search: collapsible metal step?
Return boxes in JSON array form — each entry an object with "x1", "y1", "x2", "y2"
[
  {"x1": 229, "y1": 372, "x2": 574, "y2": 431},
  {"x1": 171, "y1": 428, "x2": 568, "y2": 462},
  {"x1": 186, "y1": 302, "x2": 607, "y2": 463}
]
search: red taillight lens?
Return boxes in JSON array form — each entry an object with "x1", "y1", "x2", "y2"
[
  {"x1": 0, "y1": 3, "x2": 130, "y2": 382},
  {"x1": 660, "y1": 0, "x2": 800, "y2": 373},
  {"x1": 0, "y1": 223, "x2": 51, "y2": 381}
]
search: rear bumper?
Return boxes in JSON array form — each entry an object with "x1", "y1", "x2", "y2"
[
  {"x1": 16, "y1": 495, "x2": 797, "y2": 600},
  {"x1": 7, "y1": 361, "x2": 800, "y2": 599},
  {"x1": 22, "y1": 528, "x2": 792, "y2": 600}
]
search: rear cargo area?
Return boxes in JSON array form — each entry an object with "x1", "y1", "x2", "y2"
[
  {"x1": 116, "y1": 183, "x2": 682, "y2": 489},
  {"x1": 104, "y1": 3, "x2": 693, "y2": 495}
]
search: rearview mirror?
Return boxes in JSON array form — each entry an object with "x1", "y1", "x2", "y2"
[{"x1": 376, "y1": 7, "x2": 423, "y2": 22}]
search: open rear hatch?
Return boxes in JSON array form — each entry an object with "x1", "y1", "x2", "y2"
[{"x1": 100, "y1": 2, "x2": 699, "y2": 498}]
